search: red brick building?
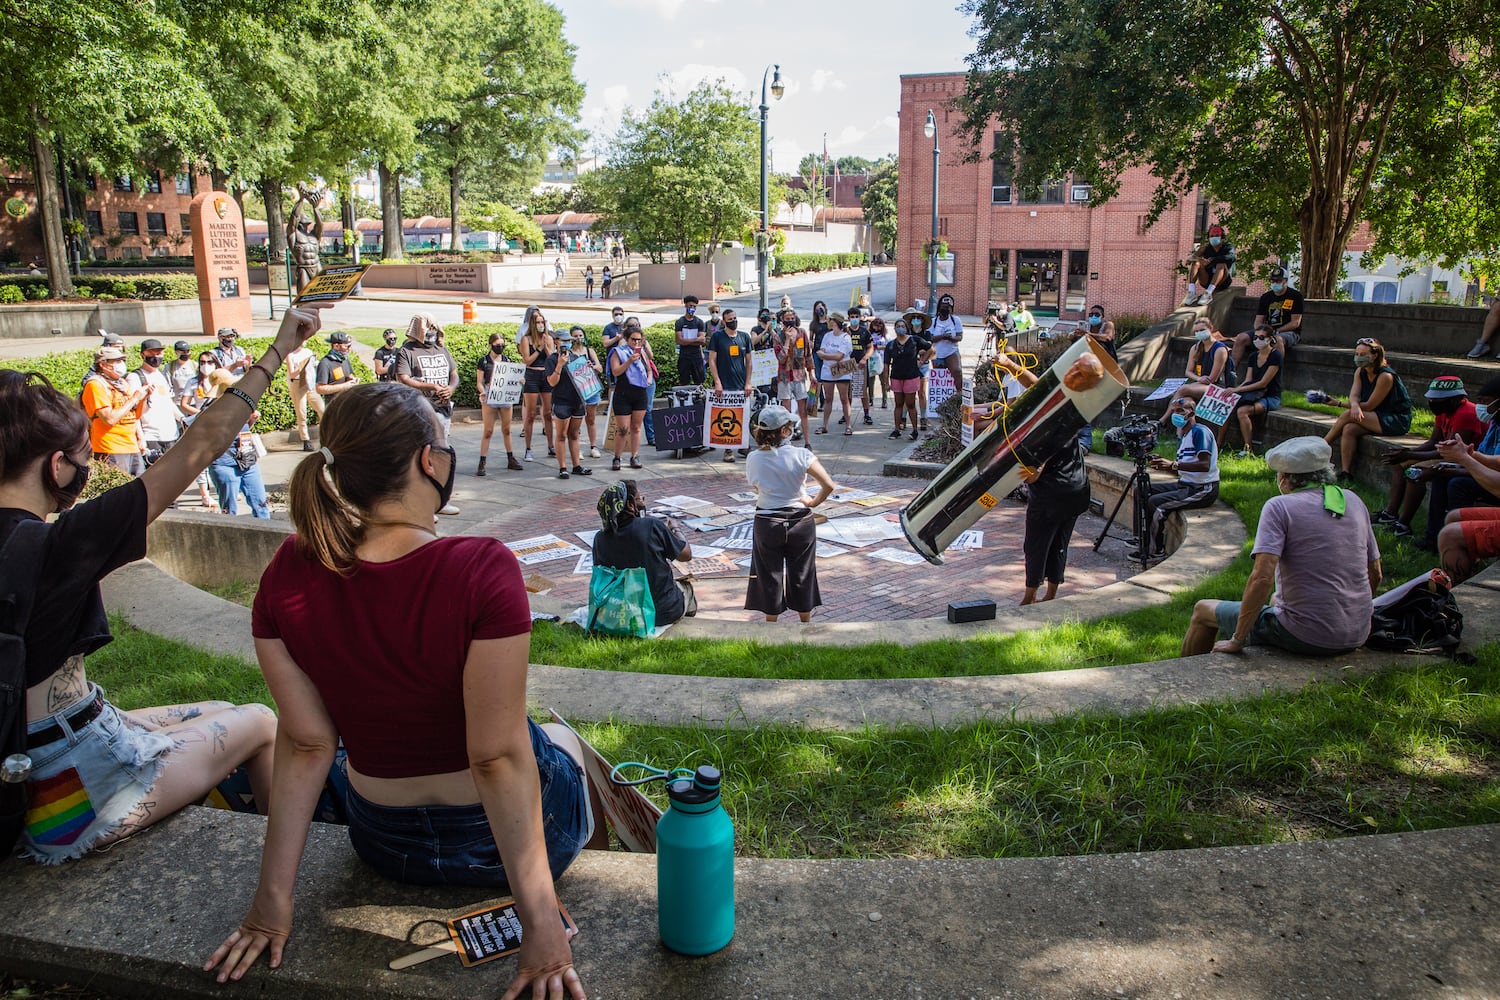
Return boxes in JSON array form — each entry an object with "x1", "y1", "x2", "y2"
[
  {"x1": 897, "y1": 73, "x2": 1211, "y2": 322},
  {"x1": 0, "y1": 163, "x2": 211, "y2": 264}
]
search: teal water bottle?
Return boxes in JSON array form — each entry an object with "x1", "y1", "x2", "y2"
[{"x1": 656, "y1": 764, "x2": 735, "y2": 955}]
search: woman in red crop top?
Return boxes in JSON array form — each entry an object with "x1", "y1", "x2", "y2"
[{"x1": 207, "y1": 383, "x2": 593, "y2": 1000}]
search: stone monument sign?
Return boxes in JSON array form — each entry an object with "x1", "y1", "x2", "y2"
[{"x1": 189, "y1": 192, "x2": 253, "y2": 335}]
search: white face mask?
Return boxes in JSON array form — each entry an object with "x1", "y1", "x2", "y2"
[{"x1": 1194, "y1": 330, "x2": 1211, "y2": 341}]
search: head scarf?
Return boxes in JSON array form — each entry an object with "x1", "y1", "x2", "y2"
[{"x1": 597, "y1": 481, "x2": 632, "y2": 533}]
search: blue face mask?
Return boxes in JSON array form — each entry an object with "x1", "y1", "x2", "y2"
[
  {"x1": 1476, "y1": 403, "x2": 1491, "y2": 423},
  {"x1": 1088, "y1": 315, "x2": 1102, "y2": 327},
  {"x1": 1270, "y1": 282, "x2": 1286, "y2": 294},
  {"x1": 1170, "y1": 413, "x2": 1188, "y2": 429},
  {"x1": 1209, "y1": 236, "x2": 1222, "y2": 248}
]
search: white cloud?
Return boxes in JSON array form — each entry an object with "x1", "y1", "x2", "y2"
[
  {"x1": 659, "y1": 64, "x2": 750, "y2": 100},
  {"x1": 809, "y1": 69, "x2": 846, "y2": 93}
]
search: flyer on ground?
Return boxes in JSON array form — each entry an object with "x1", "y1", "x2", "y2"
[{"x1": 292, "y1": 263, "x2": 371, "y2": 304}]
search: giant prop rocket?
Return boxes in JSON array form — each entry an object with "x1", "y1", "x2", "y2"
[{"x1": 901, "y1": 336, "x2": 1128, "y2": 565}]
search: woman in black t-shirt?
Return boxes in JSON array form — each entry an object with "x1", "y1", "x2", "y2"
[
  {"x1": 884, "y1": 319, "x2": 932, "y2": 441},
  {"x1": 475, "y1": 332, "x2": 522, "y2": 475},
  {"x1": 545, "y1": 346, "x2": 594, "y2": 480},
  {"x1": 1230, "y1": 330, "x2": 1284, "y2": 456},
  {"x1": 590, "y1": 481, "x2": 692, "y2": 627},
  {"x1": 0, "y1": 305, "x2": 324, "y2": 863}
]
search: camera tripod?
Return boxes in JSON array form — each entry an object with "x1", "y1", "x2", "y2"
[{"x1": 1092, "y1": 449, "x2": 1155, "y2": 568}]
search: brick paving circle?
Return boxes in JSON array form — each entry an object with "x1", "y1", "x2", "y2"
[{"x1": 468, "y1": 473, "x2": 1137, "y2": 623}]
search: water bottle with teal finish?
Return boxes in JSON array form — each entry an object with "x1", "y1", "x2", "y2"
[{"x1": 656, "y1": 764, "x2": 734, "y2": 955}]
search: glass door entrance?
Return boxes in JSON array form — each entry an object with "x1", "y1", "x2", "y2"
[{"x1": 1017, "y1": 250, "x2": 1063, "y2": 316}]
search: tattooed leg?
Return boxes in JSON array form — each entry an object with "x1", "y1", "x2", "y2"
[{"x1": 123, "y1": 700, "x2": 233, "y2": 731}]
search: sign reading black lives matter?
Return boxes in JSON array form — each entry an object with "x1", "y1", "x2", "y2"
[{"x1": 293, "y1": 263, "x2": 372, "y2": 305}]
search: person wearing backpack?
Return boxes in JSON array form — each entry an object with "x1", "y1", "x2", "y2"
[{"x1": 0, "y1": 304, "x2": 324, "y2": 864}]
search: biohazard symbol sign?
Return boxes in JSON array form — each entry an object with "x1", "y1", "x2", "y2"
[{"x1": 703, "y1": 389, "x2": 748, "y2": 449}]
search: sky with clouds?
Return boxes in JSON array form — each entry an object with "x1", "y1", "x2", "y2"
[{"x1": 552, "y1": 0, "x2": 976, "y2": 173}]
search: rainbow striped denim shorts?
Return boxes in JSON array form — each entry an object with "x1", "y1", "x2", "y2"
[{"x1": 22, "y1": 685, "x2": 173, "y2": 864}]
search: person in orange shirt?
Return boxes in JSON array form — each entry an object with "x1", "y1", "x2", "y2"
[{"x1": 81, "y1": 346, "x2": 148, "y2": 475}]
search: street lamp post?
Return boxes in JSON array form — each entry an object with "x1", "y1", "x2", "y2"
[
  {"x1": 758, "y1": 63, "x2": 784, "y2": 314},
  {"x1": 923, "y1": 109, "x2": 939, "y2": 317}
]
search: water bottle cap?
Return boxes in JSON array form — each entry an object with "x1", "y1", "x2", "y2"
[
  {"x1": 667, "y1": 766, "x2": 722, "y2": 807},
  {"x1": 693, "y1": 765, "x2": 721, "y2": 791}
]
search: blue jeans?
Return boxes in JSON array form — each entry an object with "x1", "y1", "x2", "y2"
[
  {"x1": 644, "y1": 379, "x2": 656, "y2": 443},
  {"x1": 209, "y1": 456, "x2": 268, "y2": 518},
  {"x1": 343, "y1": 719, "x2": 592, "y2": 888}
]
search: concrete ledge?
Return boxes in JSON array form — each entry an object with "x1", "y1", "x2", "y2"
[
  {"x1": 3, "y1": 806, "x2": 1498, "y2": 999},
  {"x1": 0, "y1": 298, "x2": 203, "y2": 339}
]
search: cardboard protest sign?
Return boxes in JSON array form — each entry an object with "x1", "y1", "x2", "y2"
[
  {"x1": 567, "y1": 355, "x2": 603, "y2": 404},
  {"x1": 292, "y1": 263, "x2": 371, "y2": 304},
  {"x1": 446, "y1": 901, "x2": 576, "y2": 968},
  {"x1": 1195, "y1": 384, "x2": 1241, "y2": 426},
  {"x1": 485, "y1": 362, "x2": 526, "y2": 407},
  {"x1": 703, "y1": 389, "x2": 748, "y2": 449},
  {"x1": 749, "y1": 348, "x2": 776, "y2": 384},
  {"x1": 1145, "y1": 377, "x2": 1188, "y2": 402},
  {"x1": 549, "y1": 710, "x2": 662, "y2": 853},
  {"x1": 654, "y1": 403, "x2": 705, "y2": 452},
  {"x1": 926, "y1": 367, "x2": 956, "y2": 417}
]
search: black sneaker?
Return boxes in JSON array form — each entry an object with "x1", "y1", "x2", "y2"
[
  {"x1": 909, "y1": 430, "x2": 919, "y2": 441},
  {"x1": 837, "y1": 415, "x2": 846, "y2": 425},
  {"x1": 301, "y1": 440, "x2": 314, "y2": 452},
  {"x1": 557, "y1": 469, "x2": 570, "y2": 479},
  {"x1": 889, "y1": 429, "x2": 902, "y2": 439},
  {"x1": 573, "y1": 465, "x2": 593, "y2": 476},
  {"x1": 1391, "y1": 521, "x2": 1413, "y2": 538},
  {"x1": 1372, "y1": 510, "x2": 1398, "y2": 526},
  {"x1": 863, "y1": 413, "x2": 874, "y2": 426}
]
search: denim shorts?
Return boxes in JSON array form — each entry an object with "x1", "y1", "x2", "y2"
[
  {"x1": 22, "y1": 684, "x2": 174, "y2": 864},
  {"x1": 1214, "y1": 601, "x2": 1350, "y2": 656},
  {"x1": 343, "y1": 719, "x2": 592, "y2": 889}
]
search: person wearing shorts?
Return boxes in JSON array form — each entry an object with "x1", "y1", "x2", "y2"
[
  {"x1": 609, "y1": 322, "x2": 652, "y2": 471},
  {"x1": 885, "y1": 318, "x2": 931, "y2": 441},
  {"x1": 518, "y1": 309, "x2": 555, "y2": 462},
  {"x1": 1436, "y1": 424, "x2": 1500, "y2": 581},
  {"x1": 545, "y1": 344, "x2": 593, "y2": 479}
]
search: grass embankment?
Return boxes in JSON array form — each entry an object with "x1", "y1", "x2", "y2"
[
  {"x1": 86, "y1": 617, "x2": 1500, "y2": 858},
  {"x1": 1281, "y1": 390, "x2": 1436, "y2": 438}
]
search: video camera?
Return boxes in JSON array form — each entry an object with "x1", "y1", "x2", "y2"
[{"x1": 1106, "y1": 415, "x2": 1159, "y2": 463}]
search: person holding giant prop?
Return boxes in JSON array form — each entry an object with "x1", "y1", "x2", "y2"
[{"x1": 901, "y1": 336, "x2": 1128, "y2": 564}]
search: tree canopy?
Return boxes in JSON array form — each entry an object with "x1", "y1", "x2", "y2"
[
  {"x1": 587, "y1": 81, "x2": 759, "y2": 262},
  {"x1": 957, "y1": 0, "x2": 1500, "y2": 297},
  {"x1": 861, "y1": 159, "x2": 898, "y2": 254}
]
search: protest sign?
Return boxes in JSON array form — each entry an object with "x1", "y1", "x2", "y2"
[
  {"x1": 292, "y1": 263, "x2": 371, "y2": 305},
  {"x1": 484, "y1": 362, "x2": 525, "y2": 408},
  {"x1": 703, "y1": 389, "x2": 748, "y2": 449},
  {"x1": 926, "y1": 367, "x2": 956, "y2": 417},
  {"x1": 750, "y1": 348, "x2": 776, "y2": 384},
  {"x1": 655, "y1": 403, "x2": 705, "y2": 452},
  {"x1": 961, "y1": 381, "x2": 974, "y2": 447},
  {"x1": 1145, "y1": 377, "x2": 1188, "y2": 402},
  {"x1": 566, "y1": 355, "x2": 603, "y2": 404},
  {"x1": 1195, "y1": 384, "x2": 1241, "y2": 426}
]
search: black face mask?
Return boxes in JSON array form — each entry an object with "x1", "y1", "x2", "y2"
[
  {"x1": 490, "y1": 344, "x2": 504, "y2": 356},
  {"x1": 424, "y1": 333, "x2": 437, "y2": 346},
  {"x1": 725, "y1": 319, "x2": 738, "y2": 329},
  {"x1": 176, "y1": 352, "x2": 191, "y2": 362},
  {"x1": 141, "y1": 355, "x2": 162, "y2": 368},
  {"x1": 44, "y1": 453, "x2": 90, "y2": 513},
  {"x1": 424, "y1": 444, "x2": 456, "y2": 513}
]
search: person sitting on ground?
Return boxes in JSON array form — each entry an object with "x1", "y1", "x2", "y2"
[
  {"x1": 991, "y1": 352, "x2": 1093, "y2": 605},
  {"x1": 592, "y1": 480, "x2": 693, "y2": 628},
  {"x1": 1182, "y1": 436, "x2": 1380, "y2": 657},
  {"x1": 1142, "y1": 397, "x2": 1221, "y2": 560},
  {"x1": 1464, "y1": 294, "x2": 1500, "y2": 359},
  {"x1": 1183, "y1": 223, "x2": 1236, "y2": 307},
  {"x1": 1435, "y1": 400, "x2": 1500, "y2": 581},
  {"x1": 1373, "y1": 375, "x2": 1484, "y2": 545},
  {"x1": 1161, "y1": 316, "x2": 1233, "y2": 421},
  {"x1": 209, "y1": 382, "x2": 596, "y2": 1000},
  {"x1": 0, "y1": 306, "x2": 321, "y2": 865},
  {"x1": 744, "y1": 405, "x2": 835, "y2": 623},
  {"x1": 1233, "y1": 266, "x2": 1304, "y2": 368},
  {"x1": 1323, "y1": 337, "x2": 1412, "y2": 481}
]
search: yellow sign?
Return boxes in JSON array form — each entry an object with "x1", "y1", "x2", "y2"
[
  {"x1": 977, "y1": 493, "x2": 998, "y2": 510},
  {"x1": 293, "y1": 263, "x2": 372, "y2": 305}
]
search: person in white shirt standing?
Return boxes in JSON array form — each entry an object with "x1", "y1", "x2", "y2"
[
  {"x1": 743, "y1": 405, "x2": 836, "y2": 623},
  {"x1": 284, "y1": 334, "x2": 325, "y2": 452},
  {"x1": 133, "y1": 339, "x2": 181, "y2": 460},
  {"x1": 929, "y1": 293, "x2": 966, "y2": 398}
]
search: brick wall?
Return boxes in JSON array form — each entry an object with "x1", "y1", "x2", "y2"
[{"x1": 898, "y1": 73, "x2": 1207, "y2": 322}]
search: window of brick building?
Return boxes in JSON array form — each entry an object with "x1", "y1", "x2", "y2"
[
  {"x1": 176, "y1": 173, "x2": 192, "y2": 195},
  {"x1": 1019, "y1": 179, "x2": 1064, "y2": 204},
  {"x1": 988, "y1": 249, "x2": 1011, "y2": 302},
  {"x1": 84, "y1": 173, "x2": 97, "y2": 191},
  {"x1": 122, "y1": 246, "x2": 142, "y2": 259},
  {"x1": 117, "y1": 211, "x2": 139, "y2": 235},
  {"x1": 145, "y1": 171, "x2": 162, "y2": 194},
  {"x1": 85, "y1": 211, "x2": 102, "y2": 236},
  {"x1": 991, "y1": 132, "x2": 1012, "y2": 204},
  {"x1": 114, "y1": 176, "x2": 133, "y2": 192},
  {"x1": 180, "y1": 213, "x2": 192, "y2": 234},
  {"x1": 146, "y1": 212, "x2": 167, "y2": 234}
]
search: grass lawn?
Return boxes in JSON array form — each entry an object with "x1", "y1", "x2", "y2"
[
  {"x1": 84, "y1": 616, "x2": 1500, "y2": 859},
  {"x1": 1282, "y1": 390, "x2": 1436, "y2": 438}
]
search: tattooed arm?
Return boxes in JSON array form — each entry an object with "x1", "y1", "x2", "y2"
[{"x1": 207, "y1": 637, "x2": 337, "y2": 982}]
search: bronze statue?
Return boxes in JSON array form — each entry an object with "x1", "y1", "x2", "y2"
[{"x1": 286, "y1": 186, "x2": 325, "y2": 293}]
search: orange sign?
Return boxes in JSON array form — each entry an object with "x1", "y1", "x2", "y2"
[
  {"x1": 189, "y1": 191, "x2": 252, "y2": 336},
  {"x1": 703, "y1": 389, "x2": 749, "y2": 449}
]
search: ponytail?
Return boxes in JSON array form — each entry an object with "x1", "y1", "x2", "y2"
[{"x1": 288, "y1": 383, "x2": 436, "y2": 573}]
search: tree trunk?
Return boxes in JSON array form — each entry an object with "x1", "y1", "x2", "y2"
[
  {"x1": 230, "y1": 184, "x2": 248, "y2": 246},
  {"x1": 210, "y1": 167, "x2": 229, "y2": 193},
  {"x1": 378, "y1": 160, "x2": 402, "y2": 259},
  {"x1": 340, "y1": 179, "x2": 359, "y2": 263},
  {"x1": 261, "y1": 177, "x2": 288, "y2": 262},
  {"x1": 448, "y1": 163, "x2": 462, "y2": 252},
  {"x1": 29, "y1": 114, "x2": 73, "y2": 298}
]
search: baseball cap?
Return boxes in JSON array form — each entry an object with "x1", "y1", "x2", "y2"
[
  {"x1": 216, "y1": 327, "x2": 238, "y2": 339},
  {"x1": 1265, "y1": 436, "x2": 1332, "y2": 474},
  {"x1": 140, "y1": 339, "x2": 163, "y2": 351},
  {"x1": 99, "y1": 331, "x2": 124, "y2": 347},
  {"x1": 1207, "y1": 224, "x2": 1226, "y2": 237},
  {"x1": 95, "y1": 346, "x2": 125, "y2": 362},
  {"x1": 1269, "y1": 266, "x2": 1289, "y2": 281},
  {"x1": 755, "y1": 404, "x2": 795, "y2": 431},
  {"x1": 327, "y1": 331, "x2": 352, "y2": 345},
  {"x1": 173, "y1": 340, "x2": 191, "y2": 353}
]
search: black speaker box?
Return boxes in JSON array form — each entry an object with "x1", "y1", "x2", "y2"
[{"x1": 947, "y1": 599, "x2": 997, "y2": 624}]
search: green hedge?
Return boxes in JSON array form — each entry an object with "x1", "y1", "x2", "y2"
[
  {"x1": 0, "y1": 274, "x2": 199, "y2": 301},
  {"x1": 0, "y1": 339, "x2": 372, "y2": 435},
  {"x1": 772, "y1": 252, "x2": 868, "y2": 276}
]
